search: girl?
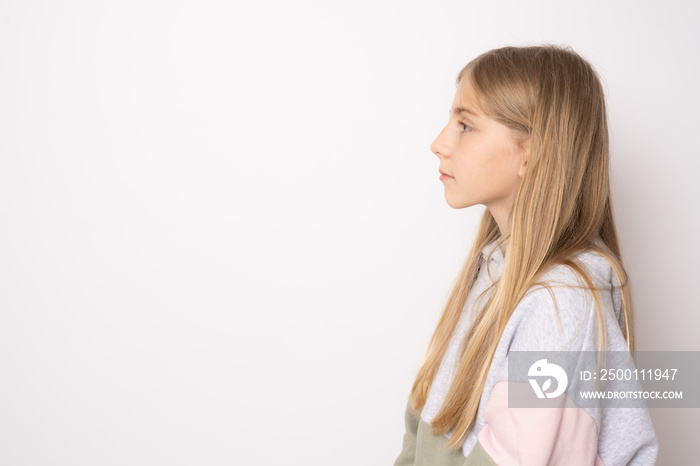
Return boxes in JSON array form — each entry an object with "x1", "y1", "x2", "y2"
[{"x1": 393, "y1": 45, "x2": 659, "y2": 465}]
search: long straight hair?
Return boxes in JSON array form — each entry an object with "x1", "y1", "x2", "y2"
[{"x1": 409, "y1": 45, "x2": 635, "y2": 451}]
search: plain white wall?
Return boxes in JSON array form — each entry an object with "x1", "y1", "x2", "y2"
[{"x1": 0, "y1": 0, "x2": 698, "y2": 464}]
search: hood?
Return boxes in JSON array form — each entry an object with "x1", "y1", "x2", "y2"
[{"x1": 480, "y1": 238, "x2": 624, "y2": 328}]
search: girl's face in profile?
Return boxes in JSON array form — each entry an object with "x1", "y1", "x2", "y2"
[{"x1": 431, "y1": 77, "x2": 529, "y2": 223}]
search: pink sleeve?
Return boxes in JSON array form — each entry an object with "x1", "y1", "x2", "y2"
[{"x1": 477, "y1": 381, "x2": 605, "y2": 466}]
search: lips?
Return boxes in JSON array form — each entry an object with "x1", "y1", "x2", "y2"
[{"x1": 439, "y1": 170, "x2": 453, "y2": 177}]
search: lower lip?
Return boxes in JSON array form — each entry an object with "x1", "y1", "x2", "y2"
[{"x1": 439, "y1": 174, "x2": 454, "y2": 181}]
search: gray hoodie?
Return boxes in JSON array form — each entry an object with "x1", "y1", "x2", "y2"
[{"x1": 394, "y1": 238, "x2": 659, "y2": 465}]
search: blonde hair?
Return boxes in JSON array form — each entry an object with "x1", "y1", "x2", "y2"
[{"x1": 409, "y1": 45, "x2": 635, "y2": 451}]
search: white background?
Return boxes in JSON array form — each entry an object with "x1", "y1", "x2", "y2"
[{"x1": 1, "y1": 0, "x2": 698, "y2": 464}]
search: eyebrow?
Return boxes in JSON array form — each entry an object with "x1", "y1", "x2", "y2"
[{"x1": 450, "y1": 106, "x2": 480, "y2": 118}]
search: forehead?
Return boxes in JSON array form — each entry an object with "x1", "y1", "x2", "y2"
[{"x1": 451, "y1": 78, "x2": 484, "y2": 118}]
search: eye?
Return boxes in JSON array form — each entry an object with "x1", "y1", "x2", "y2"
[{"x1": 459, "y1": 122, "x2": 473, "y2": 132}]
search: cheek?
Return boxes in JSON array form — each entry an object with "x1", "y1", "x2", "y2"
[
  {"x1": 453, "y1": 144, "x2": 499, "y2": 180},
  {"x1": 452, "y1": 142, "x2": 518, "y2": 189}
]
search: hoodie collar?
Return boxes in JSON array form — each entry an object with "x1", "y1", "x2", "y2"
[
  {"x1": 481, "y1": 238, "x2": 505, "y2": 266},
  {"x1": 482, "y1": 237, "x2": 606, "y2": 267}
]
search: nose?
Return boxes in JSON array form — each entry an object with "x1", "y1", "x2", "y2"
[{"x1": 430, "y1": 125, "x2": 450, "y2": 159}]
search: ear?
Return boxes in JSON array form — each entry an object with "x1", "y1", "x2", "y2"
[{"x1": 517, "y1": 137, "x2": 530, "y2": 179}]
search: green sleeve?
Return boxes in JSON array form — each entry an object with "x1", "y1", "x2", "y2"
[{"x1": 393, "y1": 398, "x2": 419, "y2": 466}]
